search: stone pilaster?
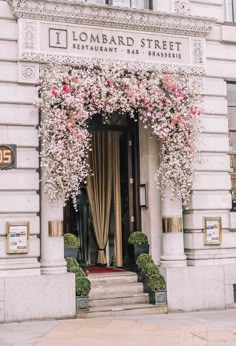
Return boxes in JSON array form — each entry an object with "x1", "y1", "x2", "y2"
[
  {"x1": 160, "y1": 189, "x2": 187, "y2": 267},
  {"x1": 40, "y1": 194, "x2": 66, "y2": 275}
]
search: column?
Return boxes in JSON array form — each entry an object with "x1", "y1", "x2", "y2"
[
  {"x1": 40, "y1": 194, "x2": 67, "y2": 275},
  {"x1": 160, "y1": 189, "x2": 187, "y2": 267}
]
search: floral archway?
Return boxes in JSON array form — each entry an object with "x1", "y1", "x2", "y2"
[{"x1": 37, "y1": 64, "x2": 202, "y2": 210}]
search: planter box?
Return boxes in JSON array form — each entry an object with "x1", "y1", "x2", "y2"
[
  {"x1": 149, "y1": 290, "x2": 167, "y2": 305},
  {"x1": 76, "y1": 296, "x2": 89, "y2": 311},
  {"x1": 128, "y1": 244, "x2": 149, "y2": 267},
  {"x1": 64, "y1": 247, "x2": 79, "y2": 259}
]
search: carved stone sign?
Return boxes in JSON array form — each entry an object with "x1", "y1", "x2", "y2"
[{"x1": 19, "y1": 19, "x2": 205, "y2": 73}]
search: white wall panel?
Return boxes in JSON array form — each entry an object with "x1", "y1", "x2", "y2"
[
  {"x1": 222, "y1": 25, "x2": 236, "y2": 43},
  {"x1": 0, "y1": 126, "x2": 38, "y2": 147},
  {"x1": 204, "y1": 96, "x2": 227, "y2": 115},
  {"x1": 199, "y1": 133, "x2": 229, "y2": 152},
  {"x1": 0, "y1": 192, "x2": 39, "y2": 213},
  {"x1": 206, "y1": 60, "x2": 236, "y2": 80},
  {"x1": 0, "y1": 19, "x2": 17, "y2": 41},
  {"x1": 17, "y1": 148, "x2": 39, "y2": 169},
  {"x1": 190, "y1": 2, "x2": 224, "y2": 21},
  {"x1": 0, "y1": 62, "x2": 17, "y2": 82},
  {"x1": 0, "y1": 83, "x2": 37, "y2": 104},
  {"x1": 203, "y1": 77, "x2": 226, "y2": 97},
  {"x1": 207, "y1": 24, "x2": 221, "y2": 42},
  {"x1": 193, "y1": 171, "x2": 231, "y2": 190},
  {"x1": 202, "y1": 115, "x2": 228, "y2": 133},
  {"x1": 190, "y1": 191, "x2": 232, "y2": 210},
  {"x1": 194, "y1": 152, "x2": 230, "y2": 171},
  {"x1": 206, "y1": 42, "x2": 236, "y2": 61},
  {"x1": 0, "y1": 170, "x2": 39, "y2": 190},
  {"x1": 0, "y1": 104, "x2": 38, "y2": 126},
  {"x1": 0, "y1": 41, "x2": 17, "y2": 61}
]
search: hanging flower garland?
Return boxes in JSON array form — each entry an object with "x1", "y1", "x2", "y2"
[{"x1": 37, "y1": 64, "x2": 202, "y2": 209}]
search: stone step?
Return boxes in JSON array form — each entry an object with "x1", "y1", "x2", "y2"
[
  {"x1": 88, "y1": 272, "x2": 138, "y2": 286},
  {"x1": 89, "y1": 282, "x2": 144, "y2": 299},
  {"x1": 77, "y1": 303, "x2": 168, "y2": 318},
  {"x1": 89, "y1": 293, "x2": 149, "y2": 308}
]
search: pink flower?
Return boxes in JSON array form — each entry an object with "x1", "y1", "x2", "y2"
[
  {"x1": 107, "y1": 80, "x2": 113, "y2": 86},
  {"x1": 62, "y1": 84, "x2": 69, "y2": 93},
  {"x1": 52, "y1": 89, "x2": 57, "y2": 96}
]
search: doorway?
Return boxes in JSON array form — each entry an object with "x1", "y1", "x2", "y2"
[{"x1": 64, "y1": 114, "x2": 141, "y2": 268}]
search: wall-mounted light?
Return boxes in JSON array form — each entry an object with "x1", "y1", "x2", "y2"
[{"x1": 139, "y1": 184, "x2": 148, "y2": 208}]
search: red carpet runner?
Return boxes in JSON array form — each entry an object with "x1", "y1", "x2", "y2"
[{"x1": 86, "y1": 266, "x2": 126, "y2": 274}]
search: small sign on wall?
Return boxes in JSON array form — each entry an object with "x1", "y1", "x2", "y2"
[
  {"x1": 6, "y1": 222, "x2": 29, "y2": 254},
  {"x1": 203, "y1": 217, "x2": 222, "y2": 245},
  {"x1": 0, "y1": 145, "x2": 17, "y2": 170}
]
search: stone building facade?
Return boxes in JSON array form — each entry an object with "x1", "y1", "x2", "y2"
[{"x1": 0, "y1": 0, "x2": 236, "y2": 321}]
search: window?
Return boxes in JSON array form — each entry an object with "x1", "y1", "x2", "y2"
[
  {"x1": 83, "y1": 0, "x2": 151, "y2": 10},
  {"x1": 225, "y1": 0, "x2": 236, "y2": 22},
  {"x1": 227, "y1": 83, "x2": 236, "y2": 209}
]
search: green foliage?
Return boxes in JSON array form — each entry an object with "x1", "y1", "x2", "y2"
[
  {"x1": 143, "y1": 262, "x2": 166, "y2": 291},
  {"x1": 231, "y1": 186, "x2": 236, "y2": 203},
  {"x1": 136, "y1": 254, "x2": 154, "y2": 271},
  {"x1": 136, "y1": 256, "x2": 166, "y2": 291},
  {"x1": 75, "y1": 273, "x2": 91, "y2": 297},
  {"x1": 64, "y1": 233, "x2": 80, "y2": 248},
  {"x1": 128, "y1": 231, "x2": 148, "y2": 245},
  {"x1": 66, "y1": 257, "x2": 80, "y2": 273},
  {"x1": 66, "y1": 257, "x2": 90, "y2": 296},
  {"x1": 66, "y1": 257, "x2": 85, "y2": 277}
]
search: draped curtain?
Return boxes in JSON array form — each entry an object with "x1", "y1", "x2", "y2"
[{"x1": 87, "y1": 130, "x2": 123, "y2": 266}]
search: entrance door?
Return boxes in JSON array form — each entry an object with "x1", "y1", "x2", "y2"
[{"x1": 63, "y1": 114, "x2": 140, "y2": 268}]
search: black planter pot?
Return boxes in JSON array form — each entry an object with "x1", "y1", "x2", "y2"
[
  {"x1": 64, "y1": 247, "x2": 79, "y2": 260},
  {"x1": 149, "y1": 290, "x2": 167, "y2": 305},
  {"x1": 128, "y1": 244, "x2": 149, "y2": 268}
]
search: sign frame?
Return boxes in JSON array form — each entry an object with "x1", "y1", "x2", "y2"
[
  {"x1": 6, "y1": 222, "x2": 29, "y2": 254},
  {"x1": 0, "y1": 144, "x2": 17, "y2": 170},
  {"x1": 203, "y1": 217, "x2": 222, "y2": 245}
]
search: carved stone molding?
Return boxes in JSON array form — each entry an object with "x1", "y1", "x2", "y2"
[
  {"x1": 192, "y1": 39, "x2": 204, "y2": 65},
  {"x1": 175, "y1": 0, "x2": 190, "y2": 15},
  {"x1": 24, "y1": 51, "x2": 205, "y2": 76},
  {"x1": 18, "y1": 62, "x2": 39, "y2": 83},
  {"x1": 7, "y1": 0, "x2": 213, "y2": 37}
]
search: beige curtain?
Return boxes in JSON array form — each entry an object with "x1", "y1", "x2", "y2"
[
  {"x1": 112, "y1": 132, "x2": 123, "y2": 267},
  {"x1": 87, "y1": 130, "x2": 123, "y2": 267},
  {"x1": 87, "y1": 131, "x2": 112, "y2": 265}
]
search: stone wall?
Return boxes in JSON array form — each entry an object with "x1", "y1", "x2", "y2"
[{"x1": 0, "y1": 0, "x2": 40, "y2": 276}]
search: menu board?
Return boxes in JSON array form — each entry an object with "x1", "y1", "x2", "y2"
[
  {"x1": 204, "y1": 217, "x2": 222, "y2": 245},
  {"x1": 7, "y1": 223, "x2": 29, "y2": 254}
]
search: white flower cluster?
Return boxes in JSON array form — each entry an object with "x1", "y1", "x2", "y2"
[{"x1": 37, "y1": 64, "x2": 202, "y2": 208}]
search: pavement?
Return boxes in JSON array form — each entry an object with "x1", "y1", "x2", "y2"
[{"x1": 1, "y1": 309, "x2": 236, "y2": 346}]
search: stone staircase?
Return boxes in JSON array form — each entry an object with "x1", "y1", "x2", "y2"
[{"x1": 76, "y1": 271, "x2": 167, "y2": 318}]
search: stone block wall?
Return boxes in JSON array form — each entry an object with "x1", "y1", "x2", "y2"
[{"x1": 0, "y1": 1, "x2": 40, "y2": 276}]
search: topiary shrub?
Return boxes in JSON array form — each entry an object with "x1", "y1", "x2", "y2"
[
  {"x1": 142, "y1": 262, "x2": 166, "y2": 291},
  {"x1": 66, "y1": 257, "x2": 85, "y2": 276},
  {"x1": 128, "y1": 231, "x2": 148, "y2": 245},
  {"x1": 136, "y1": 254, "x2": 154, "y2": 271},
  {"x1": 64, "y1": 233, "x2": 80, "y2": 248},
  {"x1": 75, "y1": 274, "x2": 91, "y2": 297},
  {"x1": 66, "y1": 257, "x2": 80, "y2": 273}
]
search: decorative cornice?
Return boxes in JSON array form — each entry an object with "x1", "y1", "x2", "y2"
[
  {"x1": 23, "y1": 51, "x2": 205, "y2": 76},
  {"x1": 7, "y1": 0, "x2": 214, "y2": 37}
]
